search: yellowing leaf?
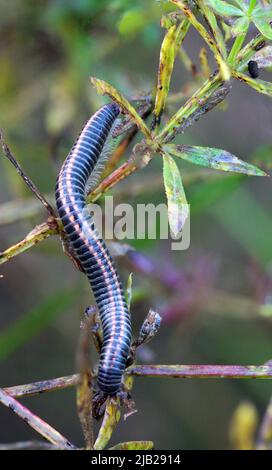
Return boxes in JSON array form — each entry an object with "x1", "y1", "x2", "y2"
[
  {"x1": 153, "y1": 19, "x2": 190, "y2": 125},
  {"x1": 94, "y1": 397, "x2": 121, "y2": 450},
  {"x1": 162, "y1": 153, "x2": 189, "y2": 236},
  {"x1": 90, "y1": 77, "x2": 151, "y2": 139}
]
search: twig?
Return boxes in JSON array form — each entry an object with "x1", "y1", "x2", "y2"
[
  {"x1": 87, "y1": 161, "x2": 137, "y2": 203},
  {"x1": 0, "y1": 130, "x2": 56, "y2": 218},
  {"x1": 0, "y1": 440, "x2": 59, "y2": 450},
  {"x1": 170, "y1": 1, "x2": 230, "y2": 80},
  {"x1": 0, "y1": 218, "x2": 59, "y2": 265},
  {"x1": 127, "y1": 364, "x2": 272, "y2": 379},
  {"x1": 4, "y1": 363, "x2": 272, "y2": 400},
  {"x1": 76, "y1": 317, "x2": 94, "y2": 449},
  {"x1": 156, "y1": 73, "x2": 224, "y2": 144},
  {"x1": 4, "y1": 374, "x2": 80, "y2": 398},
  {"x1": 0, "y1": 388, "x2": 76, "y2": 449}
]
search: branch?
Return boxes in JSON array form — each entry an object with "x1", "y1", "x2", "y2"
[
  {"x1": 76, "y1": 317, "x2": 94, "y2": 449},
  {"x1": 0, "y1": 160, "x2": 139, "y2": 265},
  {"x1": 87, "y1": 160, "x2": 137, "y2": 203},
  {"x1": 0, "y1": 388, "x2": 76, "y2": 449},
  {"x1": 156, "y1": 73, "x2": 225, "y2": 144},
  {"x1": 0, "y1": 440, "x2": 59, "y2": 450},
  {"x1": 0, "y1": 218, "x2": 59, "y2": 265},
  {"x1": 4, "y1": 374, "x2": 80, "y2": 398},
  {"x1": 4, "y1": 363, "x2": 272, "y2": 400},
  {"x1": 170, "y1": 0, "x2": 230, "y2": 80},
  {"x1": 0, "y1": 130, "x2": 55, "y2": 218},
  {"x1": 127, "y1": 364, "x2": 272, "y2": 379}
]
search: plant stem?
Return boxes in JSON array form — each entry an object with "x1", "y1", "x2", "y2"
[
  {"x1": 0, "y1": 441, "x2": 58, "y2": 450},
  {"x1": 156, "y1": 73, "x2": 222, "y2": 144},
  {"x1": 228, "y1": 33, "x2": 247, "y2": 66},
  {"x1": 248, "y1": 0, "x2": 257, "y2": 15},
  {"x1": 4, "y1": 363, "x2": 272, "y2": 400},
  {"x1": 127, "y1": 364, "x2": 272, "y2": 379},
  {"x1": 0, "y1": 388, "x2": 76, "y2": 449},
  {"x1": 236, "y1": 32, "x2": 266, "y2": 71},
  {"x1": 87, "y1": 161, "x2": 137, "y2": 203},
  {"x1": 170, "y1": 0, "x2": 230, "y2": 80},
  {"x1": 4, "y1": 374, "x2": 80, "y2": 398},
  {"x1": 0, "y1": 131, "x2": 55, "y2": 218},
  {"x1": 0, "y1": 219, "x2": 58, "y2": 265}
]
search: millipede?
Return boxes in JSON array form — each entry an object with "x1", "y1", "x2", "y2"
[{"x1": 55, "y1": 103, "x2": 132, "y2": 396}]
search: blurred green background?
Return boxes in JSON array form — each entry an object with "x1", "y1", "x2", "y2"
[{"x1": 0, "y1": 0, "x2": 272, "y2": 450}]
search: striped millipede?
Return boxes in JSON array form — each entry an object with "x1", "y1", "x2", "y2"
[{"x1": 55, "y1": 103, "x2": 132, "y2": 396}]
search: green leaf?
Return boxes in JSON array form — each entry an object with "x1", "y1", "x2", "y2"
[
  {"x1": 231, "y1": 16, "x2": 250, "y2": 36},
  {"x1": 164, "y1": 144, "x2": 268, "y2": 176},
  {"x1": 0, "y1": 286, "x2": 80, "y2": 360},
  {"x1": 206, "y1": 0, "x2": 244, "y2": 17},
  {"x1": 252, "y1": 5, "x2": 272, "y2": 20},
  {"x1": 162, "y1": 153, "x2": 189, "y2": 236},
  {"x1": 253, "y1": 18, "x2": 272, "y2": 40}
]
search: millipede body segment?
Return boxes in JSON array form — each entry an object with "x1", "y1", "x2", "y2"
[{"x1": 55, "y1": 103, "x2": 132, "y2": 395}]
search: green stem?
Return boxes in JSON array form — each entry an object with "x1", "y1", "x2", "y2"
[
  {"x1": 228, "y1": 32, "x2": 247, "y2": 66},
  {"x1": 156, "y1": 73, "x2": 222, "y2": 144},
  {"x1": 248, "y1": 0, "x2": 257, "y2": 15}
]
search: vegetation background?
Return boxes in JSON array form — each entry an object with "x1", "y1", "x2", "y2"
[{"x1": 0, "y1": 0, "x2": 271, "y2": 449}]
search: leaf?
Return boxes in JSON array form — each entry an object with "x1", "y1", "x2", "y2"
[
  {"x1": 0, "y1": 286, "x2": 80, "y2": 360},
  {"x1": 94, "y1": 397, "x2": 122, "y2": 450},
  {"x1": 231, "y1": 17, "x2": 250, "y2": 36},
  {"x1": 206, "y1": 0, "x2": 244, "y2": 17},
  {"x1": 233, "y1": 70, "x2": 272, "y2": 97},
  {"x1": 164, "y1": 144, "x2": 268, "y2": 176},
  {"x1": 252, "y1": 5, "x2": 272, "y2": 20},
  {"x1": 162, "y1": 153, "x2": 189, "y2": 236},
  {"x1": 90, "y1": 77, "x2": 151, "y2": 139},
  {"x1": 126, "y1": 273, "x2": 133, "y2": 310},
  {"x1": 197, "y1": 0, "x2": 227, "y2": 57},
  {"x1": 153, "y1": 19, "x2": 190, "y2": 123},
  {"x1": 157, "y1": 73, "x2": 224, "y2": 144},
  {"x1": 170, "y1": 1, "x2": 230, "y2": 81},
  {"x1": 109, "y1": 441, "x2": 154, "y2": 450},
  {"x1": 229, "y1": 402, "x2": 258, "y2": 450},
  {"x1": 253, "y1": 18, "x2": 272, "y2": 40}
]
